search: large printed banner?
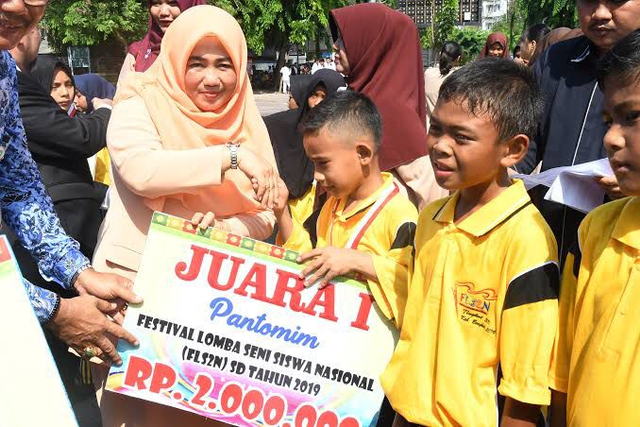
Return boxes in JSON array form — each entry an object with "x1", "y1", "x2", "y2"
[
  {"x1": 0, "y1": 236, "x2": 78, "y2": 427},
  {"x1": 107, "y1": 213, "x2": 398, "y2": 427}
]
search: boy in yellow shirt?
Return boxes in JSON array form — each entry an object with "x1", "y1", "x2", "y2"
[
  {"x1": 549, "y1": 30, "x2": 640, "y2": 427},
  {"x1": 382, "y1": 59, "x2": 559, "y2": 427},
  {"x1": 274, "y1": 90, "x2": 418, "y2": 328}
]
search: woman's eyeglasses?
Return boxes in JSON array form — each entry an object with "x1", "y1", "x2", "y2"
[{"x1": 23, "y1": 0, "x2": 49, "y2": 6}]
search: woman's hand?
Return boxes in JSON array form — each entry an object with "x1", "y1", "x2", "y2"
[
  {"x1": 237, "y1": 147, "x2": 280, "y2": 209},
  {"x1": 190, "y1": 212, "x2": 217, "y2": 229}
]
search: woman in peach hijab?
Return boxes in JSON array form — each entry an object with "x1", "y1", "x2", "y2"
[{"x1": 93, "y1": 5, "x2": 279, "y2": 426}]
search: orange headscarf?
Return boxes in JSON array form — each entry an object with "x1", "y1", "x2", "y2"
[{"x1": 115, "y1": 5, "x2": 275, "y2": 215}]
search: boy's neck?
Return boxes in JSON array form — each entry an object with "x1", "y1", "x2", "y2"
[
  {"x1": 455, "y1": 169, "x2": 512, "y2": 223},
  {"x1": 343, "y1": 171, "x2": 385, "y2": 215}
]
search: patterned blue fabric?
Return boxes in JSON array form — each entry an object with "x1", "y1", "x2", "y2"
[
  {"x1": 0, "y1": 51, "x2": 90, "y2": 322},
  {"x1": 24, "y1": 278, "x2": 59, "y2": 323}
]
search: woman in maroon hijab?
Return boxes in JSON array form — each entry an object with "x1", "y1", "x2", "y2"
[
  {"x1": 329, "y1": 3, "x2": 447, "y2": 208},
  {"x1": 117, "y1": 0, "x2": 206, "y2": 85},
  {"x1": 479, "y1": 32, "x2": 510, "y2": 59}
]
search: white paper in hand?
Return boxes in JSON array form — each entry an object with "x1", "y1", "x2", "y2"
[{"x1": 513, "y1": 158, "x2": 613, "y2": 213}]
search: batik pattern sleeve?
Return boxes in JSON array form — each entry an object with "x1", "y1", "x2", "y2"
[
  {"x1": 0, "y1": 52, "x2": 89, "y2": 289},
  {"x1": 369, "y1": 221, "x2": 416, "y2": 327},
  {"x1": 24, "y1": 278, "x2": 59, "y2": 323},
  {"x1": 498, "y1": 224, "x2": 560, "y2": 406}
]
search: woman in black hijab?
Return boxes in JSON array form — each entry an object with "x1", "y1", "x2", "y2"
[
  {"x1": 31, "y1": 56, "x2": 78, "y2": 114},
  {"x1": 288, "y1": 74, "x2": 312, "y2": 109},
  {"x1": 264, "y1": 68, "x2": 345, "y2": 203}
]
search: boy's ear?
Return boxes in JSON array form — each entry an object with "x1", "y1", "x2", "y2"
[
  {"x1": 500, "y1": 134, "x2": 529, "y2": 168},
  {"x1": 355, "y1": 140, "x2": 374, "y2": 165}
]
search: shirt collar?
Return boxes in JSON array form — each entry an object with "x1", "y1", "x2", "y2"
[
  {"x1": 433, "y1": 179, "x2": 532, "y2": 237},
  {"x1": 333, "y1": 172, "x2": 395, "y2": 221},
  {"x1": 611, "y1": 196, "x2": 640, "y2": 251}
]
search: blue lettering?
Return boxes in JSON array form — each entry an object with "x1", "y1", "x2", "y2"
[
  {"x1": 210, "y1": 297, "x2": 233, "y2": 320},
  {"x1": 209, "y1": 298, "x2": 321, "y2": 349}
]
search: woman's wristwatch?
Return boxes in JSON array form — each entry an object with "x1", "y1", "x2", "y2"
[{"x1": 225, "y1": 142, "x2": 241, "y2": 169}]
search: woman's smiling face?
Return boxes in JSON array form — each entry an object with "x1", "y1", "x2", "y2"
[{"x1": 184, "y1": 36, "x2": 238, "y2": 112}]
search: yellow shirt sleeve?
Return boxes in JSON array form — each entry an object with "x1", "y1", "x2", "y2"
[
  {"x1": 369, "y1": 227, "x2": 414, "y2": 327},
  {"x1": 497, "y1": 220, "x2": 559, "y2": 406},
  {"x1": 282, "y1": 216, "x2": 314, "y2": 253},
  {"x1": 499, "y1": 298, "x2": 558, "y2": 405}
]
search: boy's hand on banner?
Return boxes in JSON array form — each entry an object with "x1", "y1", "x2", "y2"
[
  {"x1": 298, "y1": 247, "x2": 362, "y2": 289},
  {"x1": 272, "y1": 177, "x2": 289, "y2": 215}
]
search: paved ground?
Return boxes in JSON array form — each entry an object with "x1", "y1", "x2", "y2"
[{"x1": 254, "y1": 92, "x2": 289, "y2": 117}]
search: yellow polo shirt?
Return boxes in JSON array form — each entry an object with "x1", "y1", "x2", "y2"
[
  {"x1": 284, "y1": 173, "x2": 418, "y2": 326},
  {"x1": 382, "y1": 180, "x2": 559, "y2": 426},
  {"x1": 288, "y1": 184, "x2": 316, "y2": 228},
  {"x1": 551, "y1": 196, "x2": 640, "y2": 427}
]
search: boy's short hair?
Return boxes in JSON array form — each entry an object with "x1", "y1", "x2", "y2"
[
  {"x1": 438, "y1": 58, "x2": 545, "y2": 142},
  {"x1": 597, "y1": 29, "x2": 640, "y2": 89},
  {"x1": 299, "y1": 90, "x2": 383, "y2": 150}
]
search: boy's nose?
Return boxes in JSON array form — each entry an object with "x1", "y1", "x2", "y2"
[{"x1": 603, "y1": 124, "x2": 624, "y2": 152}]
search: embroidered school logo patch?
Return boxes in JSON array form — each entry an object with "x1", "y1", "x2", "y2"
[{"x1": 453, "y1": 282, "x2": 498, "y2": 334}]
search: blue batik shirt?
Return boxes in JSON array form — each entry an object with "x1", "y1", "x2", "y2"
[{"x1": 0, "y1": 51, "x2": 90, "y2": 323}]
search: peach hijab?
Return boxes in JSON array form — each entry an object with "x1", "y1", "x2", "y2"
[{"x1": 115, "y1": 5, "x2": 275, "y2": 215}]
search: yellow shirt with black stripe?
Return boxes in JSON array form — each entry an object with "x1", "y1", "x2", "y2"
[
  {"x1": 381, "y1": 180, "x2": 559, "y2": 427},
  {"x1": 284, "y1": 172, "x2": 418, "y2": 327},
  {"x1": 287, "y1": 183, "x2": 317, "y2": 229},
  {"x1": 551, "y1": 196, "x2": 640, "y2": 427}
]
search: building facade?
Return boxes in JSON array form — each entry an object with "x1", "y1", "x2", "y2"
[
  {"x1": 481, "y1": 0, "x2": 508, "y2": 30},
  {"x1": 396, "y1": 0, "x2": 482, "y2": 28}
]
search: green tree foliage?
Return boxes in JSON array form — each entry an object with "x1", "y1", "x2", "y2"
[
  {"x1": 433, "y1": 0, "x2": 459, "y2": 49},
  {"x1": 41, "y1": 0, "x2": 148, "y2": 52},
  {"x1": 230, "y1": 0, "x2": 348, "y2": 89},
  {"x1": 232, "y1": 0, "x2": 346, "y2": 55},
  {"x1": 520, "y1": 0, "x2": 577, "y2": 28},
  {"x1": 452, "y1": 26, "x2": 489, "y2": 63},
  {"x1": 490, "y1": 0, "x2": 527, "y2": 50}
]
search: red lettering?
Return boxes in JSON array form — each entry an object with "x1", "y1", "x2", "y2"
[
  {"x1": 207, "y1": 249, "x2": 245, "y2": 291},
  {"x1": 234, "y1": 263, "x2": 270, "y2": 303},
  {"x1": 123, "y1": 355, "x2": 152, "y2": 390},
  {"x1": 175, "y1": 244, "x2": 208, "y2": 281},
  {"x1": 149, "y1": 362, "x2": 177, "y2": 394},
  {"x1": 302, "y1": 285, "x2": 338, "y2": 322},
  {"x1": 350, "y1": 292, "x2": 374, "y2": 331},
  {"x1": 272, "y1": 269, "x2": 306, "y2": 311}
]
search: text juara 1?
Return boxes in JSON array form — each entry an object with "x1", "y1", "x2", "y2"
[{"x1": 173, "y1": 244, "x2": 377, "y2": 347}]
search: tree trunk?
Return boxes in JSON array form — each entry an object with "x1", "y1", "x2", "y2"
[
  {"x1": 273, "y1": 43, "x2": 288, "y2": 92},
  {"x1": 430, "y1": 0, "x2": 435, "y2": 49},
  {"x1": 113, "y1": 30, "x2": 130, "y2": 54},
  {"x1": 508, "y1": 0, "x2": 516, "y2": 49}
]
